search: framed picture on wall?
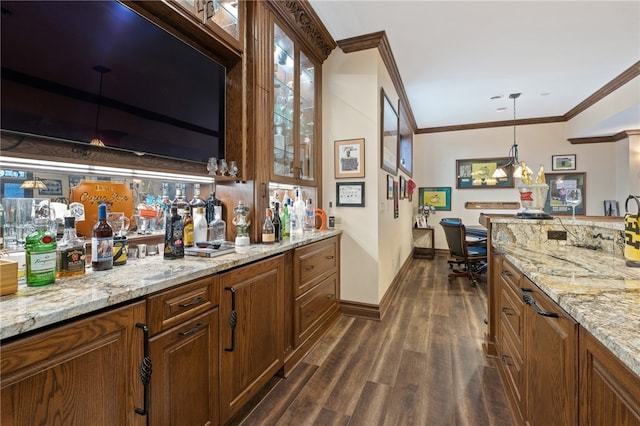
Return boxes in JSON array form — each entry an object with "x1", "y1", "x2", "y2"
[
  {"x1": 544, "y1": 172, "x2": 586, "y2": 215},
  {"x1": 551, "y1": 154, "x2": 576, "y2": 171},
  {"x1": 456, "y1": 157, "x2": 514, "y2": 189},
  {"x1": 336, "y1": 182, "x2": 365, "y2": 207},
  {"x1": 387, "y1": 174, "x2": 394, "y2": 199},
  {"x1": 418, "y1": 187, "x2": 451, "y2": 211},
  {"x1": 334, "y1": 138, "x2": 365, "y2": 178},
  {"x1": 380, "y1": 88, "x2": 398, "y2": 175}
]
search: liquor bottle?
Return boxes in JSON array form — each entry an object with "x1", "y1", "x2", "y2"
[
  {"x1": 193, "y1": 206, "x2": 208, "y2": 244},
  {"x1": 262, "y1": 208, "x2": 275, "y2": 244},
  {"x1": 292, "y1": 188, "x2": 305, "y2": 235},
  {"x1": 272, "y1": 202, "x2": 282, "y2": 242},
  {"x1": 327, "y1": 201, "x2": 335, "y2": 230},
  {"x1": 208, "y1": 205, "x2": 226, "y2": 244},
  {"x1": 183, "y1": 206, "x2": 194, "y2": 247},
  {"x1": 205, "y1": 181, "x2": 222, "y2": 225},
  {"x1": 91, "y1": 204, "x2": 113, "y2": 271},
  {"x1": 190, "y1": 183, "x2": 207, "y2": 217},
  {"x1": 164, "y1": 205, "x2": 184, "y2": 259},
  {"x1": 25, "y1": 217, "x2": 57, "y2": 286},
  {"x1": 282, "y1": 202, "x2": 290, "y2": 238},
  {"x1": 0, "y1": 202, "x2": 5, "y2": 250},
  {"x1": 56, "y1": 215, "x2": 86, "y2": 277},
  {"x1": 304, "y1": 199, "x2": 314, "y2": 232},
  {"x1": 174, "y1": 187, "x2": 188, "y2": 219}
]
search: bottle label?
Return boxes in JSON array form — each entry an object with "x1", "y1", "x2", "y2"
[
  {"x1": 262, "y1": 233, "x2": 275, "y2": 243},
  {"x1": 61, "y1": 248, "x2": 86, "y2": 273},
  {"x1": 28, "y1": 251, "x2": 56, "y2": 273},
  {"x1": 92, "y1": 237, "x2": 113, "y2": 262},
  {"x1": 184, "y1": 222, "x2": 194, "y2": 247}
]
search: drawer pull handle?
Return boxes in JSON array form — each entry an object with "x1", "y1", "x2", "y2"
[
  {"x1": 501, "y1": 355, "x2": 513, "y2": 366},
  {"x1": 179, "y1": 323, "x2": 203, "y2": 337},
  {"x1": 179, "y1": 296, "x2": 203, "y2": 308},
  {"x1": 326, "y1": 294, "x2": 335, "y2": 299},
  {"x1": 522, "y1": 294, "x2": 559, "y2": 318},
  {"x1": 224, "y1": 287, "x2": 237, "y2": 352},
  {"x1": 501, "y1": 307, "x2": 513, "y2": 316},
  {"x1": 326, "y1": 255, "x2": 334, "y2": 259},
  {"x1": 305, "y1": 310, "x2": 315, "y2": 317},
  {"x1": 305, "y1": 265, "x2": 315, "y2": 271},
  {"x1": 135, "y1": 323, "x2": 152, "y2": 417},
  {"x1": 502, "y1": 270, "x2": 513, "y2": 277}
]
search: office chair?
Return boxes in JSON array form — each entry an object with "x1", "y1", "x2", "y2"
[{"x1": 439, "y1": 218, "x2": 488, "y2": 286}]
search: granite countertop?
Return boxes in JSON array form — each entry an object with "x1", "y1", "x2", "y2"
[
  {"x1": 0, "y1": 231, "x2": 341, "y2": 341},
  {"x1": 494, "y1": 242, "x2": 640, "y2": 377}
]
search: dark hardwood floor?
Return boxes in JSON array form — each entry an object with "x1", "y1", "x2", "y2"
[{"x1": 233, "y1": 255, "x2": 514, "y2": 425}]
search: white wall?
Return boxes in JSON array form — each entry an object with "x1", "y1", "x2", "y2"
[{"x1": 322, "y1": 48, "x2": 413, "y2": 305}]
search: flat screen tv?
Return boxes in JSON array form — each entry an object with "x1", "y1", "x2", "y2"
[{"x1": 1, "y1": 1, "x2": 225, "y2": 163}]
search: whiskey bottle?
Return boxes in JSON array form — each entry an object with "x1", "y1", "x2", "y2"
[
  {"x1": 183, "y1": 206, "x2": 194, "y2": 248},
  {"x1": 262, "y1": 208, "x2": 275, "y2": 244},
  {"x1": 91, "y1": 204, "x2": 113, "y2": 271},
  {"x1": 272, "y1": 202, "x2": 282, "y2": 242},
  {"x1": 164, "y1": 205, "x2": 184, "y2": 259},
  {"x1": 56, "y1": 215, "x2": 86, "y2": 277},
  {"x1": 190, "y1": 183, "x2": 207, "y2": 211},
  {"x1": 174, "y1": 187, "x2": 188, "y2": 219},
  {"x1": 25, "y1": 217, "x2": 57, "y2": 286},
  {"x1": 205, "y1": 184, "x2": 222, "y2": 225},
  {"x1": 208, "y1": 205, "x2": 226, "y2": 244}
]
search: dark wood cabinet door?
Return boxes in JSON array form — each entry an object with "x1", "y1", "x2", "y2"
[
  {"x1": 580, "y1": 327, "x2": 640, "y2": 426},
  {"x1": 219, "y1": 255, "x2": 285, "y2": 424},
  {"x1": 0, "y1": 301, "x2": 147, "y2": 426},
  {"x1": 523, "y1": 279, "x2": 578, "y2": 426},
  {"x1": 149, "y1": 308, "x2": 219, "y2": 426}
]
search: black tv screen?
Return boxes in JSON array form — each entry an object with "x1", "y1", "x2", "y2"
[{"x1": 1, "y1": 1, "x2": 225, "y2": 163}]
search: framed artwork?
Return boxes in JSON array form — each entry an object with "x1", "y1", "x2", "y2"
[
  {"x1": 380, "y1": 88, "x2": 398, "y2": 175},
  {"x1": 334, "y1": 138, "x2": 365, "y2": 178},
  {"x1": 69, "y1": 175, "x2": 84, "y2": 189},
  {"x1": 398, "y1": 100, "x2": 413, "y2": 177},
  {"x1": 456, "y1": 157, "x2": 514, "y2": 189},
  {"x1": 399, "y1": 176, "x2": 405, "y2": 200},
  {"x1": 387, "y1": 174, "x2": 394, "y2": 199},
  {"x1": 38, "y1": 178, "x2": 63, "y2": 196},
  {"x1": 419, "y1": 187, "x2": 451, "y2": 211},
  {"x1": 552, "y1": 154, "x2": 576, "y2": 171},
  {"x1": 603, "y1": 200, "x2": 619, "y2": 216},
  {"x1": 336, "y1": 182, "x2": 365, "y2": 207},
  {"x1": 545, "y1": 172, "x2": 586, "y2": 215},
  {"x1": 393, "y1": 180, "x2": 399, "y2": 218}
]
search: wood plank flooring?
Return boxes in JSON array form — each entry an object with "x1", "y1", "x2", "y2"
[{"x1": 232, "y1": 255, "x2": 514, "y2": 425}]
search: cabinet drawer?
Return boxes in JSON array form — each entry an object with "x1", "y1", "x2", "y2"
[
  {"x1": 294, "y1": 237, "x2": 338, "y2": 297},
  {"x1": 294, "y1": 274, "x2": 338, "y2": 347},
  {"x1": 498, "y1": 321, "x2": 525, "y2": 423},
  {"x1": 147, "y1": 275, "x2": 219, "y2": 335},
  {"x1": 499, "y1": 258, "x2": 522, "y2": 291},
  {"x1": 499, "y1": 279, "x2": 525, "y2": 351}
]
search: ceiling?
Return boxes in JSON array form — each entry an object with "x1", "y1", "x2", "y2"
[{"x1": 307, "y1": 1, "x2": 640, "y2": 135}]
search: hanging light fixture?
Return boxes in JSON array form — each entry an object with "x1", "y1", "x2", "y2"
[
  {"x1": 492, "y1": 93, "x2": 531, "y2": 178},
  {"x1": 20, "y1": 178, "x2": 48, "y2": 190},
  {"x1": 89, "y1": 65, "x2": 111, "y2": 147}
]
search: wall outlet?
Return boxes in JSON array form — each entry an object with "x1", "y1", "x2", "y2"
[{"x1": 547, "y1": 230, "x2": 567, "y2": 240}]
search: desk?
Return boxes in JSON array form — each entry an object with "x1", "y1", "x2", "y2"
[{"x1": 412, "y1": 227, "x2": 435, "y2": 259}]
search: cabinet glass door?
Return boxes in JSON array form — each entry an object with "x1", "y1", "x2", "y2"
[
  {"x1": 204, "y1": 1, "x2": 241, "y2": 43},
  {"x1": 273, "y1": 24, "x2": 295, "y2": 179},
  {"x1": 299, "y1": 52, "x2": 315, "y2": 181}
]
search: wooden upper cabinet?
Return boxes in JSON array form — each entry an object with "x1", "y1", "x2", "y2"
[
  {"x1": 165, "y1": 0, "x2": 244, "y2": 53},
  {"x1": 271, "y1": 20, "x2": 320, "y2": 185}
]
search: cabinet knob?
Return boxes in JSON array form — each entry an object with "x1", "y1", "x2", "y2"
[
  {"x1": 305, "y1": 265, "x2": 315, "y2": 271},
  {"x1": 501, "y1": 307, "x2": 513, "y2": 316},
  {"x1": 305, "y1": 310, "x2": 316, "y2": 318},
  {"x1": 501, "y1": 355, "x2": 513, "y2": 366}
]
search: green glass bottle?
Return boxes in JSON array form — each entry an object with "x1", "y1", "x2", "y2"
[{"x1": 25, "y1": 217, "x2": 57, "y2": 286}]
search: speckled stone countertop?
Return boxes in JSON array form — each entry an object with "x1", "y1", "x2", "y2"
[
  {"x1": 0, "y1": 231, "x2": 341, "y2": 341},
  {"x1": 491, "y1": 218, "x2": 640, "y2": 377}
]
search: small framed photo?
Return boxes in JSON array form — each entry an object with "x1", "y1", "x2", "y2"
[
  {"x1": 334, "y1": 138, "x2": 365, "y2": 178},
  {"x1": 336, "y1": 182, "x2": 365, "y2": 207},
  {"x1": 386, "y1": 175, "x2": 393, "y2": 200},
  {"x1": 552, "y1": 154, "x2": 576, "y2": 171},
  {"x1": 399, "y1": 176, "x2": 405, "y2": 200}
]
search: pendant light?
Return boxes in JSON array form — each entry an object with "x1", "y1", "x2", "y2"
[
  {"x1": 492, "y1": 93, "x2": 532, "y2": 178},
  {"x1": 89, "y1": 65, "x2": 111, "y2": 147}
]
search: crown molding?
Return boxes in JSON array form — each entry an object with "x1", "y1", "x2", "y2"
[
  {"x1": 337, "y1": 31, "x2": 417, "y2": 131},
  {"x1": 268, "y1": 0, "x2": 336, "y2": 63},
  {"x1": 568, "y1": 129, "x2": 640, "y2": 144}
]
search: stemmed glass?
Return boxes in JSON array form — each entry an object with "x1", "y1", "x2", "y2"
[{"x1": 565, "y1": 188, "x2": 582, "y2": 220}]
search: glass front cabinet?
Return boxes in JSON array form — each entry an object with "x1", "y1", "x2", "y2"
[
  {"x1": 167, "y1": 0, "x2": 244, "y2": 52},
  {"x1": 272, "y1": 22, "x2": 319, "y2": 185}
]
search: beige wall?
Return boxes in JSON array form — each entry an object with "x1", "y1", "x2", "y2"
[{"x1": 323, "y1": 48, "x2": 639, "y2": 306}]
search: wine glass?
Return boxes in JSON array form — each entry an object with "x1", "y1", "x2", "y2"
[
  {"x1": 206, "y1": 157, "x2": 218, "y2": 175},
  {"x1": 218, "y1": 159, "x2": 228, "y2": 176},
  {"x1": 565, "y1": 188, "x2": 582, "y2": 220}
]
